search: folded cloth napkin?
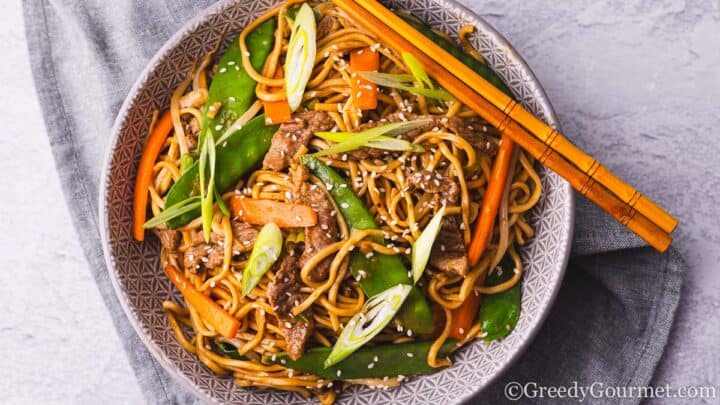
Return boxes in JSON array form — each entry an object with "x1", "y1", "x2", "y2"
[{"x1": 23, "y1": 0, "x2": 685, "y2": 404}]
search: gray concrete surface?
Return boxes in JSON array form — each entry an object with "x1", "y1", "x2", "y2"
[{"x1": 2, "y1": 0, "x2": 718, "y2": 403}]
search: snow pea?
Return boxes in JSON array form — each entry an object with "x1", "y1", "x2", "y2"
[
  {"x1": 300, "y1": 156, "x2": 434, "y2": 333},
  {"x1": 478, "y1": 255, "x2": 521, "y2": 342},
  {"x1": 264, "y1": 339, "x2": 456, "y2": 379},
  {"x1": 164, "y1": 115, "x2": 278, "y2": 228},
  {"x1": 199, "y1": 18, "x2": 276, "y2": 146}
]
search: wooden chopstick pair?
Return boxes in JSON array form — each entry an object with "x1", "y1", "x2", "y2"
[{"x1": 332, "y1": 0, "x2": 677, "y2": 252}]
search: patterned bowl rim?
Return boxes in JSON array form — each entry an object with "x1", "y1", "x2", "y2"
[{"x1": 98, "y1": 0, "x2": 574, "y2": 403}]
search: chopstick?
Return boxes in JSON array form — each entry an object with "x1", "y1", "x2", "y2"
[
  {"x1": 333, "y1": 0, "x2": 674, "y2": 252},
  {"x1": 345, "y1": 0, "x2": 678, "y2": 236}
]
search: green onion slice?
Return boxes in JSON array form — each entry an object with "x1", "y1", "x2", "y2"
[
  {"x1": 411, "y1": 206, "x2": 445, "y2": 283},
  {"x1": 313, "y1": 119, "x2": 432, "y2": 157},
  {"x1": 242, "y1": 223, "x2": 283, "y2": 297},
  {"x1": 366, "y1": 137, "x2": 425, "y2": 153},
  {"x1": 358, "y1": 72, "x2": 455, "y2": 101},
  {"x1": 402, "y1": 52, "x2": 434, "y2": 89},
  {"x1": 285, "y1": 3, "x2": 316, "y2": 111},
  {"x1": 199, "y1": 131, "x2": 216, "y2": 242},
  {"x1": 143, "y1": 196, "x2": 201, "y2": 229},
  {"x1": 324, "y1": 284, "x2": 412, "y2": 368}
]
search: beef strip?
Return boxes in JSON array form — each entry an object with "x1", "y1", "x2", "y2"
[
  {"x1": 405, "y1": 167, "x2": 468, "y2": 276},
  {"x1": 430, "y1": 216, "x2": 469, "y2": 276},
  {"x1": 182, "y1": 221, "x2": 258, "y2": 273},
  {"x1": 267, "y1": 254, "x2": 304, "y2": 315},
  {"x1": 153, "y1": 228, "x2": 181, "y2": 251},
  {"x1": 317, "y1": 15, "x2": 339, "y2": 38},
  {"x1": 291, "y1": 165, "x2": 340, "y2": 282},
  {"x1": 262, "y1": 111, "x2": 335, "y2": 171},
  {"x1": 266, "y1": 253, "x2": 315, "y2": 360},
  {"x1": 280, "y1": 316, "x2": 314, "y2": 361}
]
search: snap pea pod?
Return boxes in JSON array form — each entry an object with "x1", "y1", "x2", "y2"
[
  {"x1": 161, "y1": 19, "x2": 277, "y2": 228},
  {"x1": 478, "y1": 255, "x2": 521, "y2": 342},
  {"x1": 399, "y1": 14, "x2": 514, "y2": 98},
  {"x1": 300, "y1": 156, "x2": 434, "y2": 333},
  {"x1": 200, "y1": 18, "x2": 276, "y2": 145},
  {"x1": 263, "y1": 339, "x2": 456, "y2": 379},
  {"x1": 165, "y1": 115, "x2": 278, "y2": 228}
]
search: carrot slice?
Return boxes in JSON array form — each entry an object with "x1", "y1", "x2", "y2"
[
  {"x1": 263, "y1": 99, "x2": 292, "y2": 125},
  {"x1": 350, "y1": 48, "x2": 379, "y2": 110},
  {"x1": 230, "y1": 198, "x2": 318, "y2": 227},
  {"x1": 467, "y1": 137, "x2": 515, "y2": 265},
  {"x1": 133, "y1": 110, "x2": 174, "y2": 241},
  {"x1": 263, "y1": 67, "x2": 292, "y2": 125},
  {"x1": 164, "y1": 265, "x2": 240, "y2": 339},
  {"x1": 449, "y1": 291, "x2": 481, "y2": 340},
  {"x1": 450, "y1": 136, "x2": 515, "y2": 340}
]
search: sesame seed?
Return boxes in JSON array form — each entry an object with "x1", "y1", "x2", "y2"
[
  {"x1": 337, "y1": 369, "x2": 342, "y2": 377},
  {"x1": 368, "y1": 363, "x2": 375, "y2": 369},
  {"x1": 406, "y1": 352, "x2": 414, "y2": 357}
]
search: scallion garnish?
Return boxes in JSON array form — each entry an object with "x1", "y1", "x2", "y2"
[
  {"x1": 241, "y1": 222, "x2": 283, "y2": 297},
  {"x1": 323, "y1": 284, "x2": 412, "y2": 368},
  {"x1": 358, "y1": 71, "x2": 455, "y2": 101},
  {"x1": 285, "y1": 4, "x2": 316, "y2": 111},
  {"x1": 402, "y1": 52, "x2": 434, "y2": 89},
  {"x1": 199, "y1": 131, "x2": 216, "y2": 242},
  {"x1": 411, "y1": 206, "x2": 445, "y2": 283},
  {"x1": 142, "y1": 196, "x2": 201, "y2": 229},
  {"x1": 313, "y1": 119, "x2": 432, "y2": 156}
]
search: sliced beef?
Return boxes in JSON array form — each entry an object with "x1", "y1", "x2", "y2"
[
  {"x1": 266, "y1": 253, "x2": 315, "y2": 360},
  {"x1": 405, "y1": 168, "x2": 459, "y2": 197},
  {"x1": 317, "y1": 15, "x2": 339, "y2": 38},
  {"x1": 184, "y1": 242, "x2": 224, "y2": 273},
  {"x1": 230, "y1": 221, "x2": 259, "y2": 254},
  {"x1": 153, "y1": 228, "x2": 181, "y2": 251},
  {"x1": 292, "y1": 165, "x2": 340, "y2": 282},
  {"x1": 182, "y1": 221, "x2": 258, "y2": 273},
  {"x1": 267, "y1": 254, "x2": 304, "y2": 315},
  {"x1": 262, "y1": 111, "x2": 335, "y2": 171},
  {"x1": 281, "y1": 316, "x2": 314, "y2": 361},
  {"x1": 429, "y1": 216, "x2": 468, "y2": 276},
  {"x1": 405, "y1": 168, "x2": 468, "y2": 275}
]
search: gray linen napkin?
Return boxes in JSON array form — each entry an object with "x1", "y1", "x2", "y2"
[{"x1": 23, "y1": 1, "x2": 685, "y2": 404}]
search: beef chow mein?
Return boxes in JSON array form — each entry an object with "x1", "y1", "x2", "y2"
[{"x1": 132, "y1": 1, "x2": 541, "y2": 402}]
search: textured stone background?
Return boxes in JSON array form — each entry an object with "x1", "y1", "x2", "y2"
[{"x1": 2, "y1": 0, "x2": 718, "y2": 403}]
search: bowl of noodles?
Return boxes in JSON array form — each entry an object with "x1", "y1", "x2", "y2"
[{"x1": 99, "y1": 0, "x2": 573, "y2": 403}]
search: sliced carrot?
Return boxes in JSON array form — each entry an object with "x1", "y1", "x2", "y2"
[
  {"x1": 263, "y1": 67, "x2": 292, "y2": 125},
  {"x1": 449, "y1": 291, "x2": 481, "y2": 340},
  {"x1": 467, "y1": 137, "x2": 515, "y2": 265},
  {"x1": 263, "y1": 99, "x2": 292, "y2": 125},
  {"x1": 133, "y1": 110, "x2": 174, "y2": 241},
  {"x1": 164, "y1": 265, "x2": 240, "y2": 339},
  {"x1": 230, "y1": 197, "x2": 318, "y2": 227},
  {"x1": 350, "y1": 48, "x2": 379, "y2": 110},
  {"x1": 450, "y1": 136, "x2": 515, "y2": 339}
]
